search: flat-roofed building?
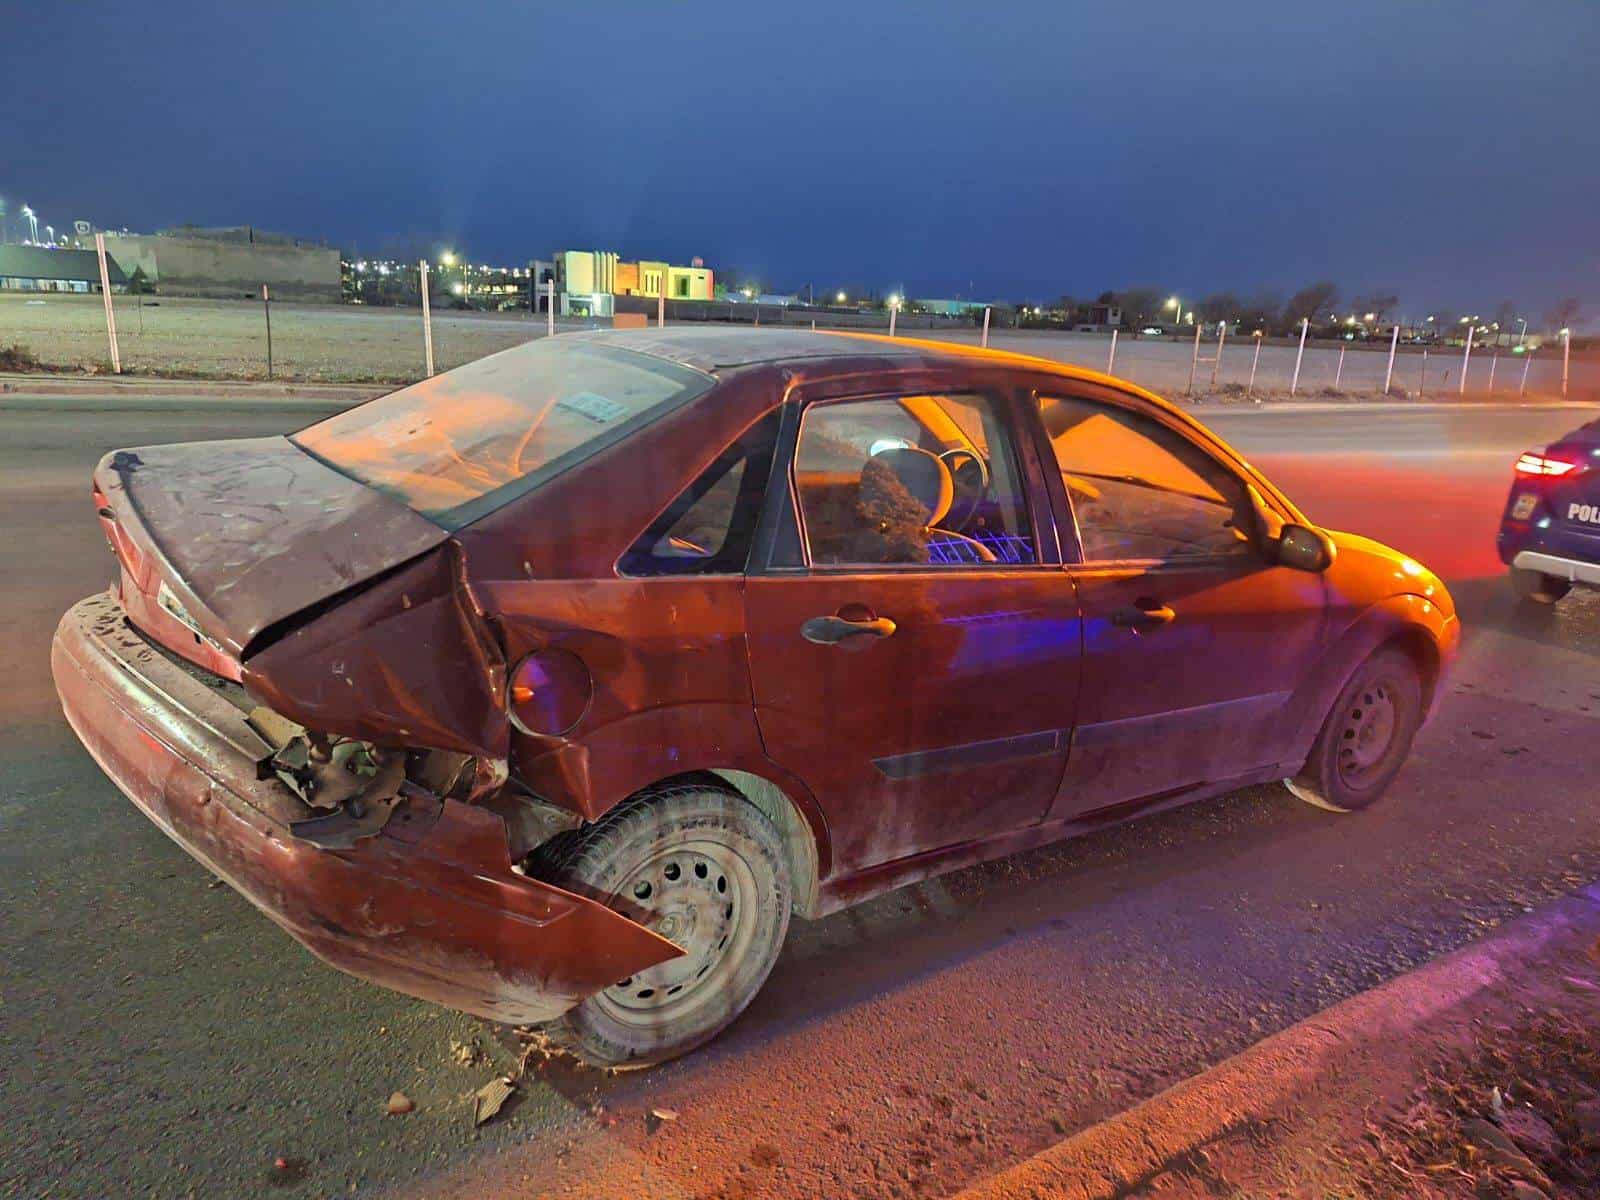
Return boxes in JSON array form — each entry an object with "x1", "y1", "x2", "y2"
[{"x1": 0, "y1": 245, "x2": 128, "y2": 293}]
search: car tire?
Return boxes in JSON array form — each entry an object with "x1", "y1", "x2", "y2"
[
  {"x1": 535, "y1": 781, "x2": 790, "y2": 1069},
  {"x1": 1509, "y1": 566, "x2": 1570, "y2": 605},
  {"x1": 1284, "y1": 647, "x2": 1423, "y2": 814}
]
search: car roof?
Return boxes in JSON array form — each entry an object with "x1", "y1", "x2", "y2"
[
  {"x1": 564, "y1": 324, "x2": 1153, "y2": 393},
  {"x1": 564, "y1": 326, "x2": 928, "y2": 371}
]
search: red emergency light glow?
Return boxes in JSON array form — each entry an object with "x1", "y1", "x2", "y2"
[{"x1": 1514, "y1": 452, "x2": 1577, "y2": 477}]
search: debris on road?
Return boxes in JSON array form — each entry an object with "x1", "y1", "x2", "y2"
[
  {"x1": 473, "y1": 1076, "x2": 517, "y2": 1127},
  {"x1": 385, "y1": 1091, "x2": 414, "y2": 1116},
  {"x1": 450, "y1": 1037, "x2": 486, "y2": 1068},
  {"x1": 648, "y1": 1106, "x2": 679, "y2": 1130}
]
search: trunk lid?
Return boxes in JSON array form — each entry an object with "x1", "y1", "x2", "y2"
[{"x1": 95, "y1": 436, "x2": 451, "y2": 658}]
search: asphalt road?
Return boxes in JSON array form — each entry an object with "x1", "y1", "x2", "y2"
[{"x1": 3, "y1": 393, "x2": 1599, "y2": 1200}]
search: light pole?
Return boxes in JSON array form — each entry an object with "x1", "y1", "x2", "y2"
[
  {"x1": 1165, "y1": 296, "x2": 1181, "y2": 330},
  {"x1": 1516, "y1": 317, "x2": 1528, "y2": 347}
]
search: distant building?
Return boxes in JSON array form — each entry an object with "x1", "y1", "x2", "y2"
[
  {"x1": 1074, "y1": 302, "x2": 1122, "y2": 331},
  {"x1": 560, "y1": 249, "x2": 714, "y2": 312},
  {"x1": 914, "y1": 298, "x2": 994, "y2": 317},
  {"x1": 0, "y1": 245, "x2": 127, "y2": 293},
  {"x1": 557, "y1": 250, "x2": 617, "y2": 316},
  {"x1": 69, "y1": 225, "x2": 339, "y2": 302}
]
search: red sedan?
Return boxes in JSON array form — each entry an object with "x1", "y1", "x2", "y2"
[{"x1": 53, "y1": 329, "x2": 1457, "y2": 1066}]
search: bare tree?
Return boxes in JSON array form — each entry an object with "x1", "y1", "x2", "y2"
[
  {"x1": 1197, "y1": 292, "x2": 1243, "y2": 324},
  {"x1": 1112, "y1": 286, "x2": 1167, "y2": 330},
  {"x1": 1282, "y1": 281, "x2": 1340, "y2": 330},
  {"x1": 1354, "y1": 292, "x2": 1401, "y2": 325},
  {"x1": 1546, "y1": 297, "x2": 1582, "y2": 333}
]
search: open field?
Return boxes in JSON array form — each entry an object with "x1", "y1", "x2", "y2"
[{"x1": 5, "y1": 292, "x2": 1596, "y2": 400}]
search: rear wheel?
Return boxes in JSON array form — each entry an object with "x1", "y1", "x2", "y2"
[
  {"x1": 1510, "y1": 566, "x2": 1570, "y2": 605},
  {"x1": 1285, "y1": 647, "x2": 1423, "y2": 813},
  {"x1": 536, "y1": 782, "x2": 790, "y2": 1069}
]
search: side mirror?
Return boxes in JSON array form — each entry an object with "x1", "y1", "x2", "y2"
[{"x1": 1277, "y1": 523, "x2": 1337, "y2": 572}]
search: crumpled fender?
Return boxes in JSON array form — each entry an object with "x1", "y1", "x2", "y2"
[{"x1": 243, "y1": 540, "x2": 508, "y2": 758}]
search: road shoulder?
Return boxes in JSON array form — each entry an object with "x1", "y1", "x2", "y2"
[{"x1": 956, "y1": 884, "x2": 1600, "y2": 1200}]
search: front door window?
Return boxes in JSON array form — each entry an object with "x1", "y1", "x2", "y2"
[
  {"x1": 1038, "y1": 395, "x2": 1254, "y2": 561},
  {"x1": 793, "y1": 393, "x2": 1038, "y2": 567}
]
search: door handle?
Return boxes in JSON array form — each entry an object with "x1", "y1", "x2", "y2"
[
  {"x1": 1111, "y1": 601, "x2": 1176, "y2": 629},
  {"x1": 800, "y1": 614, "x2": 898, "y2": 645}
]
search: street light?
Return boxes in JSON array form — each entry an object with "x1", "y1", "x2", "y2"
[
  {"x1": 1165, "y1": 296, "x2": 1181, "y2": 326},
  {"x1": 440, "y1": 251, "x2": 457, "y2": 267},
  {"x1": 836, "y1": 291, "x2": 847, "y2": 304}
]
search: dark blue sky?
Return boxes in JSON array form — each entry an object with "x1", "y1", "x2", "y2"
[{"x1": 4, "y1": 1, "x2": 1597, "y2": 318}]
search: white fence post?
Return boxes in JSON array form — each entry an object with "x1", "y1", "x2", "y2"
[
  {"x1": 1459, "y1": 325, "x2": 1474, "y2": 395},
  {"x1": 1247, "y1": 332, "x2": 1263, "y2": 400},
  {"x1": 1186, "y1": 322, "x2": 1202, "y2": 394},
  {"x1": 419, "y1": 260, "x2": 435, "y2": 377},
  {"x1": 1383, "y1": 324, "x2": 1399, "y2": 395},
  {"x1": 1563, "y1": 328, "x2": 1572, "y2": 398},
  {"x1": 1106, "y1": 327, "x2": 1118, "y2": 374},
  {"x1": 1520, "y1": 349, "x2": 1533, "y2": 396},
  {"x1": 546, "y1": 279, "x2": 555, "y2": 337},
  {"x1": 94, "y1": 232, "x2": 121, "y2": 374},
  {"x1": 1419, "y1": 349, "x2": 1428, "y2": 400},
  {"x1": 1210, "y1": 321, "x2": 1227, "y2": 388},
  {"x1": 1334, "y1": 342, "x2": 1346, "y2": 389},
  {"x1": 889, "y1": 302, "x2": 897, "y2": 338},
  {"x1": 657, "y1": 276, "x2": 666, "y2": 328},
  {"x1": 1487, "y1": 352, "x2": 1498, "y2": 394},
  {"x1": 981, "y1": 306, "x2": 991, "y2": 349},
  {"x1": 1290, "y1": 318, "x2": 1309, "y2": 396}
]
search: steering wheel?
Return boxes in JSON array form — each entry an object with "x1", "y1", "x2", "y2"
[{"x1": 938, "y1": 448, "x2": 990, "y2": 529}]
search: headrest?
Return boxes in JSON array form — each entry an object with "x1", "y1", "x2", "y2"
[{"x1": 862, "y1": 447, "x2": 953, "y2": 526}]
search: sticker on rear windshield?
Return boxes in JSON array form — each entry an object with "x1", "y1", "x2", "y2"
[{"x1": 558, "y1": 391, "x2": 628, "y2": 423}]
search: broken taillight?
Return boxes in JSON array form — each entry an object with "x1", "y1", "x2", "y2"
[{"x1": 508, "y1": 649, "x2": 593, "y2": 737}]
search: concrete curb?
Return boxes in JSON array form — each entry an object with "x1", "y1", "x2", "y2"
[
  {"x1": 954, "y1": 884, "x2": 1600, "y2": 1200},
  {"x1": 0, "y1": 372, "x2": 384, "y2": 402}
]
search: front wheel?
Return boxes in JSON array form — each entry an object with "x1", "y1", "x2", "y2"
[
  {"x1": 535, "y1": 782, "x2": 791, "y2": 1069},
  {"x1": 1510, "y1": 566, "x2": 1570, "y2": 605},
  {"x1": 1285, "y1": 647, "x2": 1423, "y2": 814}
]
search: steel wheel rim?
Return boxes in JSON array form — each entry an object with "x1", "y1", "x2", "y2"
[
  {"x1": 595, "y1": 837, "x2": 761, "y2": 1029},
  {"x1": 1335, "y1": 678, "x2": 1399, "y2": 789}
]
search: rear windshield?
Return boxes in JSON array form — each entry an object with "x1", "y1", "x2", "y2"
[{"x1": 293, "y1": 338, "x2": 713, "y2": 530}]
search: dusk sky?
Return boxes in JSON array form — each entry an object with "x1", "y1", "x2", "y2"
[{"x1": 5, "y1": 1, "x2": 1597, "y2": 318}]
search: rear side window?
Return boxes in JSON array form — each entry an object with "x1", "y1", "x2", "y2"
[
  {"x1": 619, "y1": 412, "x2": 780, "y2": 577},
  {"x1": 293, "y1": 338, "x2": 712, "y2": 530}
]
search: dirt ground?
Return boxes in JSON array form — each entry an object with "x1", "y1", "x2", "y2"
[
  {"x1": 1135, "y1": 910, "x2": 1600, "y2": 1200},
  {"x1": 0, "y1": 292, "x2": 543, "y2": 382}
]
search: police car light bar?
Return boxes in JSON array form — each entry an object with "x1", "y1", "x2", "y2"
[{"x1": 1515, "y1": 452, "x2": 1578, "y2": 477}]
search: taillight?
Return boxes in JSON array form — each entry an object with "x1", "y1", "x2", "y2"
[
  {"x1": 1514, "y1": 451, "x2": 1577, "y2": 477},
  {"x1": 508, "y1": 649, "x2": 593, "y2": 736}
]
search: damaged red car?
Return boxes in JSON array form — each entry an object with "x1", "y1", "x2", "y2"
[{"x1": 53, "y1": 329, "x2": 1458, "y2": 1066}]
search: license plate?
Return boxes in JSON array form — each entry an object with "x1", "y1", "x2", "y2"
[{"x1": 1511, "y1": 493, "x2": 1538, "y2": 520}]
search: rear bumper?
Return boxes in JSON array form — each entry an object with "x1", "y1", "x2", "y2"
[
  {"x1": 52, "y1": 593, "x2": 679, "y2": 1025},
  {"x1": 1513, "y1": 550, "x2": 1600, "y2": 588}
]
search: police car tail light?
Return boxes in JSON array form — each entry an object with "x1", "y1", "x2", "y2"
[{"x1": 1514, "y1": 452, "x2": 1577, "y2": 477}]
